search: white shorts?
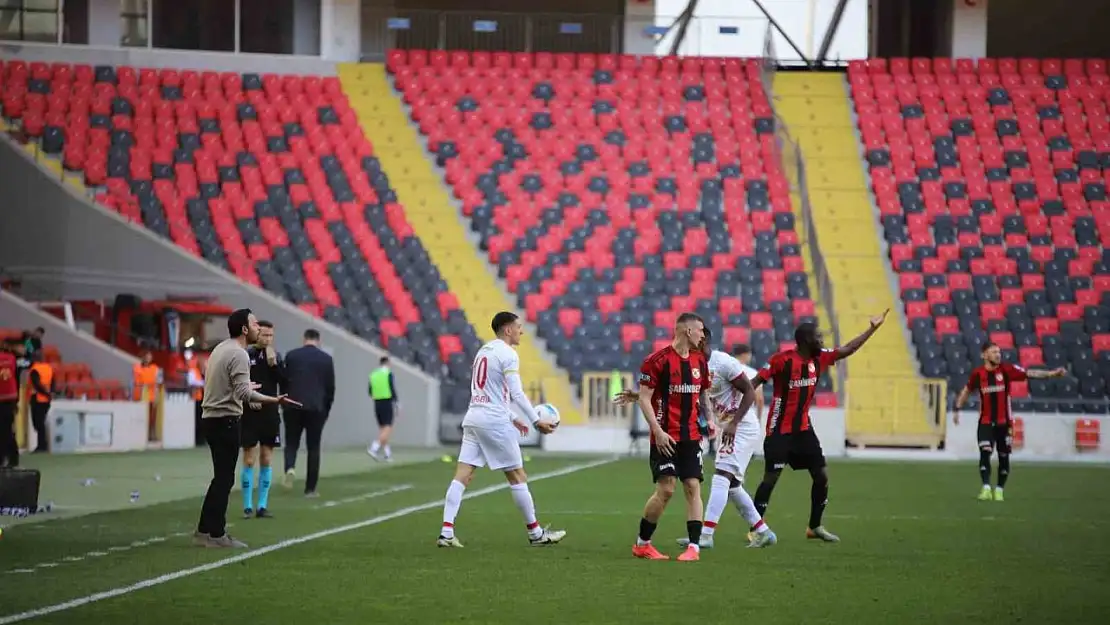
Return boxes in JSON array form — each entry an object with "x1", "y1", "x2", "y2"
[
  {"x1": 458, "y1": 424, "x2": 524, "y2": 471},
  {"x1": 715, "y1": 418, "x2": 762, "y2": 479}
]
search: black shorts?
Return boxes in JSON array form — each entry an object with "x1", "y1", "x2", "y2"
[
  {"x1": 763, "y1": 429, "x2": 826, "y2": 472},
  {"x1": 241, "y1": 413, "x2": 281, "y2": 449},
  {"x1": 649, "y1": 440, "x2": 704, "y2": 483},
  {"x1": 375, "y1": 399, "x2": 395, "y2": 427},
  {"x1": 977, "y1": 422, "x2": 1012, "y2": 454}
]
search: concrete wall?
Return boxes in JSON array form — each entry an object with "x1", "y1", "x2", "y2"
[
  {"x1": 0, "y1": 289, "x2": 140, "y2": 382},
  {"x1": 0, "y1": 137, "x2": 440, "y2": 449},
  {"x1": 0, "y1": 41, "x2": 338, "y2": 75}
]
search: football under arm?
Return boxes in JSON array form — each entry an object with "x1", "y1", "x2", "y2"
[{"x1": 505, "y1": 371, "x2": 541, "y2": 424}]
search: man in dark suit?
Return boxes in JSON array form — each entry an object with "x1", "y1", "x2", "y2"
[{"x1": 281, "y1": 328, "x2": 335, "y2": 497}]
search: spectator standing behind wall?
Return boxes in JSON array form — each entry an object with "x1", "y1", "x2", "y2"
[
  {"x1": 28, "y1": 353, "x2": 54, "y2": 453},
  {"x1": 133, "y1": 351, "x2": 163, "y2": 441}
]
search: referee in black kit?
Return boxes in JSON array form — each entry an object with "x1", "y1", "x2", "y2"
[{"x1": 193, "y1": 309, "x2": 299, "y2": 549}]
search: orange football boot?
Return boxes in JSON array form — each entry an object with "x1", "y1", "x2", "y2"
[
  {"x1": 632, "y1": 543, "x2": 669, "y2": 560},
  {"x1": 676, "y1": 545, "x2": 700, "y2": 561}
]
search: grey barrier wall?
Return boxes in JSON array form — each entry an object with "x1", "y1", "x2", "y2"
[
  {"x1": 0, "y1": 288, "x2": 141, "y2": 382},
  {"x1": 0, "y1": 138, "x2": 440, "y2": 448},
  {"x1": 0, "y1": 42, "x2": 338, "y2": 75}
]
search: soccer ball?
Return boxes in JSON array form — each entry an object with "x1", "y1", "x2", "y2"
[{"x1": 536, "y1": 403, "x2": 560, "y2": 427}]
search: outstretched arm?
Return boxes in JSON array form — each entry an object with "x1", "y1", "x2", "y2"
[
  {"x1": 835, "y1": 309, "x2": 890, "y2": 359},
  {"x1": 1026, "y1": 367, "x2": 1067, "y2": 379}
]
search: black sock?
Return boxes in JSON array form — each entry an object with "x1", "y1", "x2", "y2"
[
  {"x1": 638, "y1": 518, "x2": 657, "y2": 542},
  {"x1": 686, "y1": 520, "x2": 702, "y2": 546},
  {"x1": 808, "y1": 479, "x2": 829, "y2": 529},
  {"x1": 997, "y1": 454, "x2": 1010, "y2": 488},
  {"x1": 979, "y1": 450, "x2": 992, "y2": 486},
  {"x1": 754, "y1": 481, "x2": 775, "y2": 518}
]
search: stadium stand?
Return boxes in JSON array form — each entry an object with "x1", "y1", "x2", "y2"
[
  {"x1": 773, "y1": 72, "x2": 936, "y2": 445},
  {"x1": 0, "y1": 327, "x2": 126, "y2": 400},
  {"x1": 849, "y1": 57, "x2": 1110, "y2": 414},
  {"x1": 0, "y1": 59, "x2": 483, "y2": 410},
  {"x1": 383, "y1": 50, "x2": 836, "y2": 408}
]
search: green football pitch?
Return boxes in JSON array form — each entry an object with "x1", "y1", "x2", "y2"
[{"x1": 0, "y1": 449, "x2": 1108, "y2": 625}]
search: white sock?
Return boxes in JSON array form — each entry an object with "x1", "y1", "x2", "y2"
[
  {"x1": 729, "y1": 486, "x2": 768, "y2": 532},
  {"x1": 441, "y1": 480, "x2": 465, "y2": 538},
  {"x1": 703, "y1": 474, "x2": 731, "y2": 536},
  {"x1": 370, "y1": 441, "x2": 381, "y2": 453},
  {"x1": 510, "y1": 483, "x2": 542, "y2": 538},
  {"x1": 384, "y1": 445, "x2": 392, "y2": 458}
]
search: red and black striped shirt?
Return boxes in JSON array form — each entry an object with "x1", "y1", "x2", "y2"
[
  {"x1": 965, "y1": 363, "x2": 1027, "y2": 426},
  {"x1": 757, "y1": 348, "x2": 842, "y2": 436},
  {"x1": 0, "y1": 351, "x2": 17, "y2": 402},
  {"x1": 639, "y1": 345, "x2": 710, "y2": 443}
]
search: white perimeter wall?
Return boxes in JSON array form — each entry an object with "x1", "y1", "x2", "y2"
[
  {"x1": 636, "y1": 0, "x2": 867, "y2": 61},
  {"x1": 549, "y1": 409, "x2": 1110, "y2": 465}
]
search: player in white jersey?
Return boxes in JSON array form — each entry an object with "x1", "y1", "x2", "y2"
[
  {"x1": 437, "y1": 311, "x2": 565, "y2": 548},
  {"x1": 678, "y1": 340, "x2": 776, "y2": 548}
]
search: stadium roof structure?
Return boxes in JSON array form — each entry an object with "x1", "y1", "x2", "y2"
[{"x1": 663, "y1": 0, "x2": 851, "y2": 66}]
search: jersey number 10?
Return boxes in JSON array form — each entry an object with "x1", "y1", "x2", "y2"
[{"x1": 472, "y1": 356, "x2": 488, "y2": 390}]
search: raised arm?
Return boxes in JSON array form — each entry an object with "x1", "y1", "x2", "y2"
[{"x1": 834, "y1": 309, "x2": 890, "y2": 359}]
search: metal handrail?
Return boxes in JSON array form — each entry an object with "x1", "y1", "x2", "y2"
[{"x1": 759, "y1": 24, "x2": 846, "y2": 403}]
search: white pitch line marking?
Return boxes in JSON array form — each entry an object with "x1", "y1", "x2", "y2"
[
  {"x1": 314, "y1": 484, "x2": 414, "y2": 509},
  {"x1": 3, "y1": 528, "x2": 224, "y2": 575},
  {"x1": 0, "y1": 457, "x2": 617, "y2": 625}
]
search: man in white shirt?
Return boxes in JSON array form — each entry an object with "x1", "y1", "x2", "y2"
[{"x1": 437, "y1": 312, "x2": 564, "y2": 548}]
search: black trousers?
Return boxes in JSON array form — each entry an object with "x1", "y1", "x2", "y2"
[
  {"x1": 0, "y1": 401, "x2": 18, "y2": 467},
  {"x1": 30, "y1": 401, "x2": 49, "y2": 452},
  {"x1": 283, "y1": 408, "x2": 326, "y2": 493},
  {"x1": 197, "y1": 416, "x2": 240, "y2": 538}
]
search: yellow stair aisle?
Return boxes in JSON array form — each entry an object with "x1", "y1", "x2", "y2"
[
  {"x1": 771, "y1": 73, "x2": 938, "y2": 445},
  {"x1": 337, "y1": 64, "x2": 582, "y2": 424}
]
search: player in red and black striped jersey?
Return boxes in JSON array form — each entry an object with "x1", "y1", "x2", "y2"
[
  {"x1": 954, "y1": 342, "x2": 1065, "y2": 501},
  {"x1": 750, "y1": 311, "x2": 889, "y2": 543},
  {"x1": 631, "y1": 312, "x2": 725, "y2": 562}
]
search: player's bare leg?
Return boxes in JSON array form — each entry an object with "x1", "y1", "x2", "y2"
[
  {"x1": 240, "y1": 446, "x2": 258, "y2": 519},
  {"x1": 633, "y1": 477, "x2": 674, "y2": 560},
  {"x1": 499, "y1": 467, "x2": 566, "y2": 546},
  {"x1": 805, "y1": 466, "x2": 839, "y2": 542},
  {"x1": 677, "y1": 478, "x2": 703, "y2": 561},
  {"x1": 437, "y1": 463, "x2": 476, "y2": 547}
]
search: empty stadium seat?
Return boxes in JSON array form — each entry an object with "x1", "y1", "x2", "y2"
[
  {"x1": 386, "y1": 50, "x2": 832, "y2": 404},
  {"x1": 1075, "y1": 418, "x2": 1100, "y2": 449},
  {"x1": 849, "y1": 58, "x2": 1110, "y2": 412},
  {"x1": 0, "y1": 61, "x2": 482, "y2": 407}
]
